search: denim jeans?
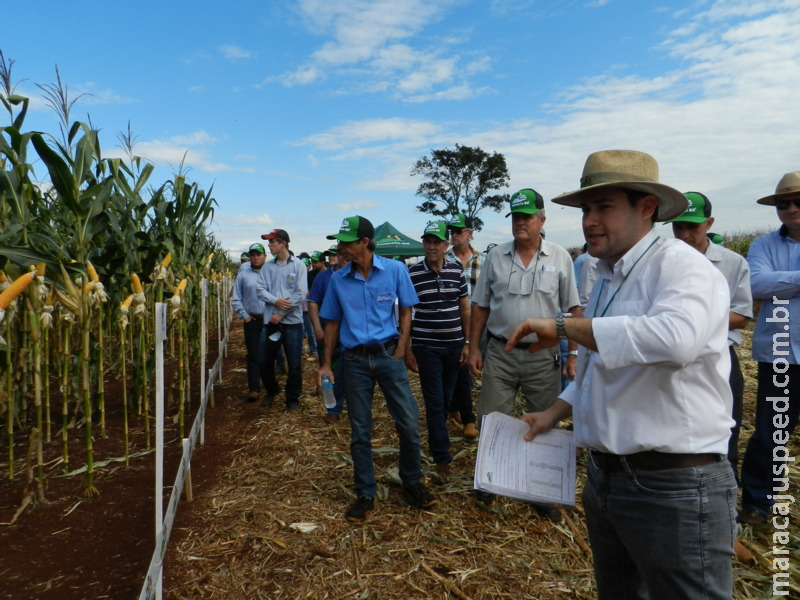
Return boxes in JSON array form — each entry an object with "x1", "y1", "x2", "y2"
[
  {"x1": 741, "y1": 362, "x2": 799, "y2": 516},
  {"x1": 583, "y1": 456, "x2": 737, "y2": 600},
  {"x1": 243, "y1": 318, "x2": 267, "y2": 393},
  {"x1": 449, "y1": 363, "x2": 476, "y2": 425},
  {"x1": 727, "y1": 347, "x2": 744, "y2": 485},
  {"x1": 412, "y1": 344, "x2": 460, "y2": 464},
  {"x1": 302, "y1": 311, "x2": 318, "y2": 354},
  {"x1": 263, "y1": 322, "x2": 304, "y2": 405},
  {"x1": 343, "y1": 343, "x2": 422, "y2": 497},
  {"x1": 317, "y1": 339, "x2": 345, "y2": 415}
]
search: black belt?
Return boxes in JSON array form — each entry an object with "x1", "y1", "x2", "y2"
[
  {"x1": 250, "y1": 314, "x2": 264, "y2": 321},
  {"x1": 349, "y1": 340, "x2": 397, "y2": 355},
  {"x1": 488, "y1": 331, "x2": 531, "y2": 350},
  {"x1": 591, "y1": 450, "x2": 722, "y2": 472}
]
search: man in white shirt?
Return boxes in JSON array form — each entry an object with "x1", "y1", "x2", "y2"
[{"x1": 508, "y1": 150, "x2": 736, "y2": 600}]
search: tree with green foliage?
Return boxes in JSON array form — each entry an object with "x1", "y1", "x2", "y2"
[{"x1": 411, "y1": 144, "x2": 510, "y2": 231}]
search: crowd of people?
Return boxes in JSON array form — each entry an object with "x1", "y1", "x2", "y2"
[{"x1": 230, "y1": 149, "x2": 799, "y2": 600}]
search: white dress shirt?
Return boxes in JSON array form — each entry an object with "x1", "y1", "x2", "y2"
[{"x1": 560, "y1": 229, "x2": 734, "y2": 455}]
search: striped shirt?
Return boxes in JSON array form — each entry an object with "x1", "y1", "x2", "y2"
[{"x1": 409, "y1": 259, "x2": 468, "y2": 346}]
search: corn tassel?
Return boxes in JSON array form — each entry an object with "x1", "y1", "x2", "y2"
[{"x1": 0, "y1": 271, "x2": 36, "y2": 310}]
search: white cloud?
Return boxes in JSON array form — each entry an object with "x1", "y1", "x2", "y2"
[
  {"x1": 219, "y1": 44, "x2": 255, "y2": 60},
  {"x1": 122, "y1": 131, "x2": 256, "y2": 174}
]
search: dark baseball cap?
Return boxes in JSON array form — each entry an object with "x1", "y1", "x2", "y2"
[
  {"x1": 326, "y1": 216, "x2": 374, "y2": 242},
  {"x1": 261, "y1": 229, "x2": 290, "y2": 242}
]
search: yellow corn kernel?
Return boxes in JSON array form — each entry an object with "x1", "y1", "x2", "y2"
[
  {"x1": 0, "y1": 271, "x2": 36, "y2": 310},
  {"x1": 130, "y1": 273, "x2": 143, "y2": 294}
]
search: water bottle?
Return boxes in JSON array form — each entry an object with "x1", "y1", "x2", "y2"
[{"x1": 321, "y1": 375, "x2": 336, "y2": 409}]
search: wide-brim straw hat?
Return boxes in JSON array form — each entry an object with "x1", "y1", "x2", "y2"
[
  {"x1": 552, "y1": 150, "x2": 688, "y2": 222},
  {"x1": 756, "y1": 171, "x2": 800, "y2": 206}
]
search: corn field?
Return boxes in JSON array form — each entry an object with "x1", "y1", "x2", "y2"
[{"x1": 0, "y1": 54, "x2": 234, "y2": 510}]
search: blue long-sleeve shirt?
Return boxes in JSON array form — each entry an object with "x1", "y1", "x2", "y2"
[
  {"x1": 748, "y1": 226, "x2": 800, "y2": 364},
  {"x1": 231, "y1": 263, "x2": 265, "y2": 320}
]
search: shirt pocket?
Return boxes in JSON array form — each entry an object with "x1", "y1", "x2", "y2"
[{"x1": 534, "y1": 270, "x2": 559, "y2": 295}]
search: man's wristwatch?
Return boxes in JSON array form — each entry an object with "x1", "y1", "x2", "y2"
[
  {"x1": 555, "y1": 312, "x2": 573, "y2": 340},
  {"x1": 567, "y1": 350, "x2": 578, "y2": 356}
]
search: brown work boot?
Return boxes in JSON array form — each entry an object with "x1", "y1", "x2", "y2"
[
  {"x1": 435, "y1": 463, "x2": 450, "y2": 484},
  {"x1": 463, "y1": 423, "x2": 478, "y2": 439}
]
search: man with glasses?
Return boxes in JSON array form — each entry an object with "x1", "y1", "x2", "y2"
[
  {"x1": 445, "y1": 214, "x2": 482, "y2": 439},
  {"x1": 467, "y1": 189, "x2": 580, "y2": 518},
  {"x1": 738, "y1": 171, "x2": 800, "y2": 526},
  {"x1": 407, "y1": 221, "x2": 470, "y2": 483},
  {"x1": 318, "y1": 216, "x2": 435, "y2": 523}
]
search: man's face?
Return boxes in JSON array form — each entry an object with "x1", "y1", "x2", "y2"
[
  {"x1": 672, "y1": 218, "x2": 714, "y2": 253},
  {"x1": 249, "y1": 252, "x2": 266, "y2": 268},
  {"x1": 580, "y1": 188, "x2": 658, "y2": 265},
  {"x1": 777, "y1": 197, "x2": 800, "y2": 234},
  {"x1": 449, "y1": 227, "x2": 472, "y2": 248},
  {"x1": 328, "y1": 254, "x2": 339, "y2": 266},
  {"x1": 422, "y1": 236, "x2": 449, "y2": 263},
  {"x1": 511, "y1": 212, "x2": 545, "y2": 243},
  {"x1": 311, "y1": 259, "x2": 324, "y2": 271},
  {"x1": 267, "y1": 238, "x2": 283, "y2": 256}
]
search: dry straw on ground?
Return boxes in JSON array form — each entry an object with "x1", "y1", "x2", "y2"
[{"x1": 165, "y1": 327, "x2": 798, "y2": 599}]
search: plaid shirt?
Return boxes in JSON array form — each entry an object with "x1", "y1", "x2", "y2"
[{"x1": 446, "y1": 247, "x2": 483, "y2": 299}]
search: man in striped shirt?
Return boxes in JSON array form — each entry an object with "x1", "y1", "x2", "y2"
[{"x1": 406, "y1": 221, "x2": 471, "y2": 483}]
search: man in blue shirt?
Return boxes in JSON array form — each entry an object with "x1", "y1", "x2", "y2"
[
  {"x1": 318, "y1": 216, "x2": 435, "y2": 523},
  {"x1": 231, "y1": 243, "x2": 269, "y2": 402},
  {"x1": 738, "y1": 172, "x2": 800, "y2": 527},
  {"x1": 257, "y1": 228, "x2": 308, "y2": 411}
]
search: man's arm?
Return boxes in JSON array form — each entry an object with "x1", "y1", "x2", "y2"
[
  {"x1": 308, "y1": 301, "x2": 324, "y2": 340},
  {"x1": 748, "y1": 235, "x2": 800, "y2": 299},
  {"x1": 395, "y1": 306, "x2": 412, "y2": 358},
  {"x1": 729, "y1": 312, "x2": 749, "y2": 330},
  {"x1": 507, "y1": 317, "x2": 597, "y2": 354},
  {"x1": 458, "y1": 295, "x2": 471, "y2": 364},
  {"x1": 317, "y1": 319, "x2": 341, "y2": 387},
  {"x1": 521, "y1": 399, "x2": 573, "y2": 441},
  {"x1": 467, "y1": 304, "x2": 490, "y2": 375}
]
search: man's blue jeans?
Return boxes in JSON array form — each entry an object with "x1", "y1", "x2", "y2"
[
  {"x1": 741, "y1": 362, "x2": 799, "y2": 516},
  {"x1": 412, "y1": 344, "x2": 460, "y2": 464},
  {"x1": 263, "y1": 322, "x2": 304, "y2": 405},
  {"x1": 583, "y1": 456, "x2": 737, "y2": 600},
  {"x1": 343, "y1": 344, "x2": 422, "y2": 498},
  {"x1": 243, "y1": 318, "x2": 267, "y2": 393}
]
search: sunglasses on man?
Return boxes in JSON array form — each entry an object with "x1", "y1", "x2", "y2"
[{"x1": 776, "y1": 198, "x2": 800, "y2": 211}]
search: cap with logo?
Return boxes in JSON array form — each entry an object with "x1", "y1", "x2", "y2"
[
  {"x1": 248, "y1": 242, "x2": 266, "y2": 254},
  {"x1": 326, "y1": 216, "x2": 375, "y2": 242},
  {"x1": 506, "y1": 189, "x2": 544, "y2": 217},
  {"x1": 448, "y1": 213, "x2": 473, "y2": 229},
  {"x1": 240, "y1": 252, "x2": 250, "y2": 260},
  {"x1": 421, "y1": 221, "x2": 449, "y2": 241},
  {"x1": 310, "y1": 251, "x2": 324, "y2": 262},
  {"x1": 668, "y1": 192, "x2": 713, "y2": 224},
  {"x1": 323, "y1": 244, "x2": 338, "y2": 256},
  {"x1": 261, "y1": 229, "x2": 290, "y2": 242}
]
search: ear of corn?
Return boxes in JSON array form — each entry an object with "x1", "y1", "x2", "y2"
[
  {"x1": 176, "y1": 278, "x2": 188, "y2": 294},
  {"x1": 130, "y1": 273, "x2": 143, "y2": 294},
  {"x1": 0, "y1": 271, "x2": 36, "y2": 309},
  {"x1": 121, "y1": 294, "x2": 134, "y2": 309},
  {"x1": 86, "y1": 261, "x2": 98, "y2": 283},
  {"x1": 161, "y1": 252, "x2": 172, "y2": 268},
  {"x1": 0, "y1": 270, "x2": 7, "y2": 283}
]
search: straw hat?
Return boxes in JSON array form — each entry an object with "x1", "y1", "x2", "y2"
[
  {"x1": 756, "y1": 171, "x2": 800, "y2": 206},
  {"x1": 552, "y1": 150, "x2": 688, "y2": 221}
]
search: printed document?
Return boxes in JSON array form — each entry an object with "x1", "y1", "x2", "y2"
[{"x1": 474, "y1": 412, "x2": 576, "y2": 505}]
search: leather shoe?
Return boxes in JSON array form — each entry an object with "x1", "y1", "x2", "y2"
[
  {"x1": 463, "y1": 423, "x2": 478, "y2": 439},
  {"x1": 245, "y1": 391, "x2": 259, "y2": 403},
  {"x1": 533, "y1": 503, "x2": 562, "y2": 522},
  {"x1": 435, "y1": 463, "x2": 450, "y2": 484},
  {"x1": 323, "y1": 413, "x2": 340, "y2": 424}
]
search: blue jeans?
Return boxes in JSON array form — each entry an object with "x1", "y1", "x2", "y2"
[
  {"x1": 243, "y1": 318, "x2": 267, "y2": 393},
  {"x1": 741, "y1": 362, "x2": 799, "y2": 516},
  {"x1": 412, "y1": 344, "x2": 460, "y2": 464},
  {"x1": 583, "y1": 456, "x2": 736, "y2": 600},
  {"x1": 263, "y1": 322, "x2": 304, "y2": 405},
  {"x1": 343, "y1": 343, "x2": 422, "y2": 497},
  {"x1": 302, "y1": 311, "x2": 318, "y2": 354},
  {"x1": 317, "y1": 339, "x2": 345, "y2": 415}
]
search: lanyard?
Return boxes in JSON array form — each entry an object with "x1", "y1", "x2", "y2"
[{"x1": 591, "y1": 236, "x2": 660, "y2": 318}]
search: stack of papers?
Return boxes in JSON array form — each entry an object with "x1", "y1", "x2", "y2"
[{"x1": 473, "y1": 412, "x2": 576, "y2": 505}]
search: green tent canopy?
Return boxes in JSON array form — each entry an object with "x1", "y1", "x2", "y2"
[{"x1": 373, "y1": 221, "x2": 425, "y2": 257}]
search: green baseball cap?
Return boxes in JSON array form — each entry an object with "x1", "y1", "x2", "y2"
[
  {"x1": 310, "y1": 251, "x2": 324, "y2": 262},
  {"x1": 669, "y1": 192, "x2": 712, "y2": 223},
  {"x1": 326, "y1": 216, "x2": 375, "y2": 242},
  {"x1": 506, "y1": 188, "x2": 544, "y2": 217},
  {"x1": 248, "y1": 243, "x2": 266, "y2": 254},
  {"x1": 323, "y1": 244, "x2": 338, "y2": 256},
  {"x1": 448, "y1": 213, "x2": 473, "y2": 229},
  {"x1": 421, "y1": 221, "x2": 449, "y2": 241}
]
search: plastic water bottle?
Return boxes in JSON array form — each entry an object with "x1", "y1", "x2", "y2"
[{"x1": 321, "y1": 375, "x2": 336, "y2": 409}]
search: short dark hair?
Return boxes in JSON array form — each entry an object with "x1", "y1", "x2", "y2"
[{"x1": 625, "y1": 189, "x2": 656, "y2": 223}]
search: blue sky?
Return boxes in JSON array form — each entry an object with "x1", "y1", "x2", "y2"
[{"x1": 5, "y1": 0, "x2": 799, "y2": 258}]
